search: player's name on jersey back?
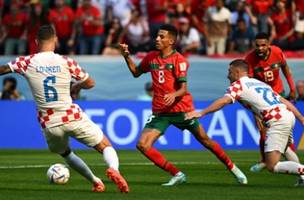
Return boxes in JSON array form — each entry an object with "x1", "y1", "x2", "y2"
[{"x1": 36, "y1": 66, "x2": 61, "y2": 73}]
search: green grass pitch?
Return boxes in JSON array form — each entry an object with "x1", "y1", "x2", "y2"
[{"x1": 0, "y1": 150, "x2": 303, "y2": 200}]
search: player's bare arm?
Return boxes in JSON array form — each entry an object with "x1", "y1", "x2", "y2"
[
  {"x1": 281, "y1": 64, "x2": 296, "y2": 100},
  {"x1": 164, "y1": 82, "x2": 187, "y2": 106},
  {"x1": 280, "y1": 97, "x2": 304, "y2": 124},
  {"x1": 71, "y1": 76, "x2": 95, "y2": 94},
  {"x1": 185, "y1": 96, "x2": 232, "y2": 120},
  {"x1": 119, "y1": 43, "x2": 142, "y2": 78},
  {"x1": 0, "y1": 64, "x2": 12, "y2": 75}
]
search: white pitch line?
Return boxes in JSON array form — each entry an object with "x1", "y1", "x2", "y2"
[{"x1": 0, "y1": 161, "x2": 254, "y2": 169}]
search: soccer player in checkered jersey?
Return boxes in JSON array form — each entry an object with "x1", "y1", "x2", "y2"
[
  {"x1": 186, "y1": 59, "x2": 304, "y2": 186},
  {"x1": 0, "y1": 25, "x2": 129, "y2": 193},
  {"x1": 245, "y1": 32, "x2": 299, "y2": 173},
  {"x1": 119, "y1": 24, "x2": 248, "y2": 186}
]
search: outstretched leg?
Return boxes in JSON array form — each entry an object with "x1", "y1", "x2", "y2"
[
  {"x1": 136, "y1": 128, "x2": 186, "y2": 186},
  {"x1": 190, "y1": 124, "x2": 247, "y2": 184},
  {"x1": 94, "y1": 136, "x2": 129, "y2": 193},
  {"x1": 61, "y1": 149, "x2": 105, "y2": 192},
  {"x1": 266, "y1": 150, "x2": 304, "y2": 185}
]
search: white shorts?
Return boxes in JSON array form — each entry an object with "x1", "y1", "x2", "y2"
[
  {"x1": 43, "y1": 113, "x2": 103, "y2": 154},
  {"x1": 264, "y1": 111, "x2": 295, "y2": 154}
]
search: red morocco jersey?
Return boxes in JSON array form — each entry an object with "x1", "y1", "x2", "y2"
[
  {"x1": 138, "y1": 50, "x2": 195, "y2": 113},
  {"x1": 245, "y1": 45, "x2": 286, "y2": 94}
]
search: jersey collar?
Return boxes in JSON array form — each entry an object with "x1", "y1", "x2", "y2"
[{"x1": 160, "y1": 50, "x2": 177, "y2": 59}]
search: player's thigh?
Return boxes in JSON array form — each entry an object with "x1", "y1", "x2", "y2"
[
  {"x1": 67, "y1": 114, "x2": 103, "y2": 148},
  {"x1": 171, "y1": 113, "x2": 203, "y2": 136},
  {"x1": 43, "y1": 126, "x2": 69, "y2": 154},
  {"x1": 144, "y1": 114, "x2": 170, "y2": 135},
  {"x1": 265, "y1": 125, "x2": 291, "y2": 154},
  {"x1": 137, "y1": 128, "x2": 162, "y2": 148}
]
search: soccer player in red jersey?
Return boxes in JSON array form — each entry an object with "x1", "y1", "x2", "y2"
[
  {"x1": 119, "y1": 24, "x2": 247, "y2": 186},
  {"x1": 245, "y1": 32, "x2": 299, "y2": 172}
]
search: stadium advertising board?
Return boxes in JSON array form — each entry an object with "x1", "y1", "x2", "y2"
[{"x1": 0, "y1": 101, "x2": 303, "y2": 150}]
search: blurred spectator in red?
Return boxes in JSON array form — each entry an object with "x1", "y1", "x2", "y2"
[
  {"x1": 105, "y1": 0, "x2": 133, "y2": 27},
  {"x1": 190, "y1": 0, "x2": 215, "y2": 36},
  {"x1": 27, "y1": 2, "x2": 47, "y2": 54},
  {"x1": 204, "y1": 0, "x2": 231, "y2": 55},
  {"x1": 75, "y1": 0, "x2": 105, "y2": 54},
  {"x1": 0, "y1": 0, "x2": 3, "y2": 20},
  {"x1": 120, "y1": 9, "x2": 150, "y2": 54},
  {"x1": 228, "y1": 18, "x2": 255, "y2": 53},
  {"x1": 145, "y1": 0, "x2": 168, "y2": 40},
  {"x1": 294, "y1": 0, "x2": 304, "y2": 13},
  {"x1": 178, "y1": 17, "x2": 201, "y2": 54},
  {"x1": 102, "y1": 17, "x2": 123, "y2": 55},
  {"x1": 167, "y1": 1, "x2": 191, "y2": 28},
  {"x1": 296, "y1": 80, "x2": 304, "y2": 101},
  {"x1": 245, "y1": 0, "x2": 273, "y2": 34},
  {"x1": 230, "y1": 0, "x2": 250, "y2": 30},
  {"x1": 48, "y1": 0, "x2": 76, "y2": 55},
  {"x1": 2, "y1": 3, "x2": 29, "y2": 55},
  {"x1": 270, "y1": 0, "x2": 294, "y2": 50}
]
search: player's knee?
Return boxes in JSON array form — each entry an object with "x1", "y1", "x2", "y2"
[
  {"x1": 136, "y1": 140, "x2": 150, "y2": 152},
  {"x1": 59, "y1": 148, "x2": 72, "y2": 158},
  {"x1": 266, "y1": 163, "x2": 276, "y2": 172}
]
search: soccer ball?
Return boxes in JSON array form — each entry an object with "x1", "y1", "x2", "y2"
[{"x1": 47, "y1": 163, "x2": 70, "y2": 184}]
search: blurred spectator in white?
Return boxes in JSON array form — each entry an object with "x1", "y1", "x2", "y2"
[
  {"x1": 0, "y1": 76, "x2": 24, "y2": 100},
  {"x1": 296, "y1": 80, "x2": 304, "y2": 101},
  {"x1": 48, "y1": 0, "x2": 76, "y2": 55},
  {"x1": 228, "y1": 18, "x2": 254, "y2": 53},
  {"x1": 137, "y1": 81, "x2": 153, "y2": 101},
  {"x1": 204, "y1": 0, "x2": 231, "y2": 55},
  {"x1": 102, "y1": 17, "x2": 123, "y2": 55},
  {"x1": 178, "y1": 17, "x2": 201, "y2": 54},
  {"x1": 245, "y1": 0, "x2": 273, "y2": 34},
  {"x1": 105, "y1": 0, "x2": 133, "y2": 27},
  {"x1": 27, "y1": 1, "x2": 47, "y2": 54},
  {"x1": 75, "y1": 0, "x2": 105, "y2": 54},
  {"x1": 294, "y1": 10, "x2": 304, "y2": 40},
  {"x1": 270, "y1": 0, "x2": 295, "y2": 50},
  {"x1": 2, "y1": 3, "x2": 29, "y2": 55},
  {"x1": 120, "y1": 9, "x2": 150, "y2": 54},
  {"x1": 230, "y1": 0, "x2": 250, "y2": 30}
]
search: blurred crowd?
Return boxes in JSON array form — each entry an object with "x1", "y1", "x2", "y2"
[{"x1": 0, "y1": 0, "x2": 304, "y2": 56}]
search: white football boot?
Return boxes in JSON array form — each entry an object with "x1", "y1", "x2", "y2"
[
  {"x1": 231, "y1": 165, "x2": 248, "y2": 185},
  {"x1": 250, "y1": 162, "x2": 266, "y2": 172},
  {"x1": 162, "y1": 172, "x2": 186, "y2": 186}
]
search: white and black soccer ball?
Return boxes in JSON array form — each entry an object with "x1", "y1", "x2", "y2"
[{"x1": 47, "y1": 163, "x2": 70, "y2": 185}]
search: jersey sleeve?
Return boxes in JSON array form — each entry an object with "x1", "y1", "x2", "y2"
[
  {"x1": 7, "y1": 55, "x2": 34, "y2": 75},
  {"x1": 174, "y1": 55, "x2": 189, "y2": 82},
  {"x1": 279, "y1": 48, "x2": 287, "y2": 66},
  {"x1": 224, "y1": 80, "x2": 243, "y2": 103},
  {"x1": 62, "y1": 56, "x2": 89, "y2": 82},
  {"x1": 137, "y1": 52, "x2": 153, "y2": 73}
]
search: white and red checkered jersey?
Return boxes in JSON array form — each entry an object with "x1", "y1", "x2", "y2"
[
  {"x1": 8, "y1": 52, "x2": 89, "y2": 128},
  {"x1": 225, "y1": 76, "x2": 290, "y2": 124}
]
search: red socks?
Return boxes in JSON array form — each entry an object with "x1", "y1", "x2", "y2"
[
  {"x1": 210, "y1": 142, "x2": 234, "y2": 170},
  {"x1": 144, "y1": 147, "x2": 179, "y2": 176}
]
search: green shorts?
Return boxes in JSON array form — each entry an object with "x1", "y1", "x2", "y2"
[
  {"x1": 279, "y1": 91, "x2": 286, "y2": 98},
  {"x1": 144, "y1": 112, "x2": 200, "y2": 135}
]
